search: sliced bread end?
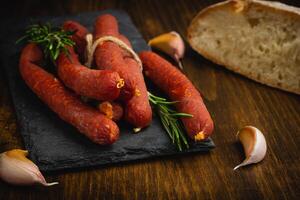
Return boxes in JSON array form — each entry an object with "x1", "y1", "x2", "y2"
[{"x1": 188, "y1": 0, "x2": 300, "y2": 95}]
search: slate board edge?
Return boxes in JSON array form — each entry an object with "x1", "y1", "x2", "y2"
[{"x1": 40, "y1": 141, "x2": 215, "y2": 172}]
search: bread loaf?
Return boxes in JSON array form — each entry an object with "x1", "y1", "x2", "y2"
[{"x1": 188, "y1": 0, "x2": 300, "y2": 94}]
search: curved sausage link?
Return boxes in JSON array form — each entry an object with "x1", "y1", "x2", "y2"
[
  {"x1": 93, "y1": 14, "x2": 135, "y2": 101},
  {"x1": 57, "y1": 46, "x2": 123, "y2": 101},
  {"x1": 94, "y1": 14, "x2": 152, "y2": 128},
  {"x1": 139, "y1": 51, "x2": 214, "y2": 141},
  {"x1": 19, "y1": 43, "x2": 119, "y2": 145},
  {"x1": 123, "y1": 57, "x2": 152, "y2": 128},
  {"x1": 63, "y1": 20, "x2": 89, "y2": 57},
  {"x1": 64, "y1": 18, "x2": 134, "y2": 100}
]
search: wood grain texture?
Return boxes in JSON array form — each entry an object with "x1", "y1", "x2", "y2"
[{"x1": 0, "y1": 0, "x2": 299, "y2": 199}]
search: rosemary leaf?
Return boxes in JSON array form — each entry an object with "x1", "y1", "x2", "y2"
[
  {"x1": 155, "y1": 100, "x2": 178, "y2": 105},
  {"x1": 169, "y1": 113, "x2": 193, "y2": 117},
  {"x1": 148, "y1": 91, "x2": 192, "y2": 151},
  {"x1": 16, "y1": 23, "x2": 75, "y2": 63}
]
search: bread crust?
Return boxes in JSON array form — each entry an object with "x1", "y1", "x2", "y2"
[{"x1": 187, "y1": 0, "x2": 300, "y2": 95}]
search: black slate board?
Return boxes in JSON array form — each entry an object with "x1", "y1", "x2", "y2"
[{"x1": 0, "y1": 10, "x2": 214, "y2": 171}]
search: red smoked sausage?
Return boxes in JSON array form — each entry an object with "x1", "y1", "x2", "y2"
[
  {"x1": 93, "y1": 14, "x2": 135, "y2": 101},
  {"x1": 19, "y1": 43, "x2": 119, "y2": 145},
  {"x1": 63, "y1": 18, "x2": 133, "y2": 100},
  {"x1": 123, "y1": 55, "x2": 152, "y2": 128},
  {"x1": 118, "y1": 32, "x2": 152, "y2": 127},
  {"x1": 139, "y1": 51, "x2": 214, "y2": 140},
  {"x1": 94, "y1": 14, "x2": 152, "y2": 128},
  {"x1": 57, "y1": 46, "x2": 123, "y2": 101},
  {"x1": 62, "y1": 21, "x2": 88, "y2": 56}
]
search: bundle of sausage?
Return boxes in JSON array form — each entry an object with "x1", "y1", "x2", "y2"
[
  {"x1": 19, "y1": 43, "x2": 119, "y2": 145},
  {"x1": 19, "y1": 14, "x2": 213, "y2": 145},
  {"x1": 19, "y1": 15, "x2": 152, "y2": 145}
]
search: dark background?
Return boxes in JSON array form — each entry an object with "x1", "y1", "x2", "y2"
[{"x1": 0, "y1": 0, "x2": 300, "y2": 199}]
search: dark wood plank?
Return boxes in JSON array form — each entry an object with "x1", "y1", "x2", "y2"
[{"x1": 0, "y1": 0, "x2": 299, "y2": 199}]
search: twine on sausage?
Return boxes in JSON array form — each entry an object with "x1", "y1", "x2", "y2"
[{"x1": 85, "y1": 34, "x2": 142, "y2": 71}]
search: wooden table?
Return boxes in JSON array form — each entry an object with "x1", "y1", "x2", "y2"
[{"x1": 0, "y1": 0, "x2": 299, "y2": 199}]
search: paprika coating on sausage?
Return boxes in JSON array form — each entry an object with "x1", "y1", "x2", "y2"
[
  {"x1": 94, "y1": 14, "x2": 152, "y2": 128},
  {"x1": 98, "y1": 101, "x2": 124, "y2": 121},
  {"x1": 139, "y1": 51, "x2": 214, "y2": 140},
  {"x1": 57, "y1": 45, "x2": 123, "y2": 101},
  {"x1": 19, "y1": 43, "x2": 119, "y2": 145}
]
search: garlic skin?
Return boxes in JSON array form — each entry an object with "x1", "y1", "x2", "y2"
[
  {"x1": 0, "y1": 149, "x2": 58, "y2": 186},
  {"x1": 234, "y1": 126, "x2": 267, "y2": 170},
  {"x1": 148, "y1": 31, "x2": 185, "y2": 69}
]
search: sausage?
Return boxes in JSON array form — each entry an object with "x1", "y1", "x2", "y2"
[
  {"x1": 118, "y1": 34, "x2": 131, "y2": 48},
  {"x1": 98, "y1": 101, "x2": 123, "y2": 121},
  {"x1": 123, "y1": 57, "x2": 152, "y2": 128},
  {"x1": 139, "y1": 51, "x2": 214, "y2": 140},
  {"x1": 19, "y1": 43, "x2": 119, "y2": 145},
  {"x1": 57, "y1": 46, "x2": 123, "y2": 101},
  {"x1": 118, "y1": 33, "x2": 152, "y2": 127},
  {"x1": 60, "y1": 20, "x2": 123, "y2": 101},
  {"x1": 93, "y1": 14, "x2": 135, "y2": 101},
  {"x1": 62, "y1": 21, "x2": 88, "y2": 57},
  {"x1": 94, "y1": 14, "x2": 152, "y2": 128},
  {"x1": 63, "y1": 18, "x2": 133, "y2": 100}
]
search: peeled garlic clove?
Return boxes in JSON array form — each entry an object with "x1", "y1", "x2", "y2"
[
  {"x1": 0, "y1": 149, "x2": 58, "y2": 186},
  {"x1": 234, "y1": 126, "x2": 267, "y2": 170},
  {"x1": 148, "y1": 31, "x2": 185, "y2": 69}
]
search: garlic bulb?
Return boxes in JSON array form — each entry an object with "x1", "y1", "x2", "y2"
[
  {"x1": 0, "y1": 149, "x2": 58, "y2": 186},
  {"x1": 234, "y1": 126, "x2": 267, "y2": 170},
  {"x1": 148, "y1": 31, "x2": 185, "y2": 69}
]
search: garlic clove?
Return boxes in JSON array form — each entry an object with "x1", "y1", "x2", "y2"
[
  {"x1": 148, "y1": 31, "x2": 185, "y2": 69},
  {"x1": 234, "y1": 126, "x2": 267, "y2": 170},
  {"x1": 133, "y1": 127, "x2": 142, "y2": 133},
  {"x1": 0, "y1": 149, "x2": 58, "y2": 186}
]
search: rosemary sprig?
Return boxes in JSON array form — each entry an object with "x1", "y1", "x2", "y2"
[
  {"x1": 148, "y1": 92, "x2": 192, "y2": 151},
  {"x1": 16, "y1": 23, "x2": 75, "y2": 63}
]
